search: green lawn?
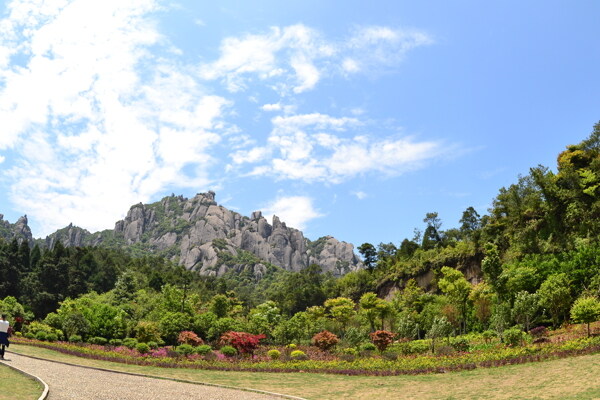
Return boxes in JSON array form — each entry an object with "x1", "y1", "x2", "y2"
[
  {"x1": 10, "y1": 344, "x2": 600, "y2": 399},
  {"x1": 0, "y1": 362, "x2": 44, "y2": 400}
]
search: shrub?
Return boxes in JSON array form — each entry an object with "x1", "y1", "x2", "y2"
[
  {"x1": 88, "y1": 337, "x2": 108, "y2": 346},
  {"x1": 123, "y1": 338, "x2": 139, "y2": 349},
  {"x1": 267, "y1": 349, "x2": 281, "y2": 360},
  {"x1": 369, "y1": 330, "x2": 395, "y2": 352},
  {"x1": 35, "y1": 331, "x2": 47, "y2": 341},
  {"x1": 147, "y1": 341, "x2": 159, "y2": 350},
  {"x1": 196, "y1": 345, "x2": 213, "y2": 355},
  {"x1": 45, "y1": 333, "x2": 58, "y2": 342},
  {"x1": 290, "y1": 350, "x2": 308, "y2": 360},
  {"x1": 24, "y1": 333, "x2": 35, "y2": 339},
  {"x1": 391, "y1": 339, "x2": 431, "y2": 355},
  {"x1": 135, "y1": 321, "x2": 162, "y2": 344},
  {"x1": 176, "y1": 344, "x2": 195, "y2": 356},
  {"x1": 529, "y1": 326, "x2": 548, "y2": 338},
  {"x1": 360, "y1": 342, "x2": 377, "y2": 352},
  {"x1": 177, "y1": 331, "x2": 204, "y2": 347},
  {"x1": 504, "y1": 327, "x2": 525, "y2": 347},
  {"x1": 482, "y1": 330, "x2": 496, "y2": 344},
  {"x1": 220, "y1": 345, "x2": 237, "y2": 357},
  {"x1": 382, "y1": 351, "x2": 399, "y2": 361},
  {"x1": 136, "y1": 343, "x2": 150, "y2": 354},
  {"x1": 69, "y1": 335, "x2": 83, "y2": 343},
  {"x1": 286, "y1": 343, "x2": 297, "y2": 350},
  {"x1": 312, "y1": 330, "x2": 339, "y2": 351},
  {"x1": 109, "y1": 339, "x2": 123, "y2": 346},
  {"x1": 450, "y1": 337, "x2": 470, "y2": 352},
  {"x1": 435, "y1": 345, "x2": 455, "y2": 355},
  {"x1": 219, "y1": 331, "x2": 265, "y2": 354},
  {"x1": 341, "y1": 347, "x2": 358, "y2": 356}
]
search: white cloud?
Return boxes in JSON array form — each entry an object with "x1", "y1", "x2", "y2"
[
  {"x1": 352, "y1": 191, "x2": 367, "y2": 200},
  {"x1": 200, "y1": 24, "x2": 432, "y2": 94},
  {"x1": 261, "y1": 103, "x2": 282, "y2": 111},
  {"x1": 0, "y1": 0, "x2": 229, "y2": 235},
  {"x1": 232, "y1": 112, "x2": 447, "y2": 183},
  {"x1": 262, "y1": 195, "x2": 323, "y2": 230},
  {"x1": 0, "y1": 155, "x2": 5, "y2": 163}
]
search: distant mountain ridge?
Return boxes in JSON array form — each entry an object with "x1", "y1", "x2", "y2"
[{"x1": 1, "y1": 192, "x2": 363, "y2": 277}]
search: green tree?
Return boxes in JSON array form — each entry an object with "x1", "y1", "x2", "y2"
[
  {"x1": 538, "y1": 273, "x2": 572, "y2": 328},
  {"x1": 359, "y1": 292, "x2": 388, "y2": 332},
  {"x1": 324, "y1": 297, "x2": 356, "y2": 336},
  {"x1": 570, "y1": 296, "x2": 600, "y2": 337},
  {"x1": 481, "y1": 243, "x2": 505, "y2": 298},
  {"x1": 357, "y1": 243, "x2": 377, "y2": 271},
  {"x1": 426, "y1": 316, "x2": 452, "y2": 353},
  {"x1": 512, "y1": 291, "x2": 539, "y2": 332},
  {"x1": 437, "y1": 266, "x2": 471, "y2": 333}
]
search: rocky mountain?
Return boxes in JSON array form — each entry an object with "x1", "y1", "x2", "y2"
[
  {"x1": 0, "y1": 214, "x2": 33, "y2": 244},
  {"x1": 34, "y1": 191, "x2": 363, "y2": 277}
]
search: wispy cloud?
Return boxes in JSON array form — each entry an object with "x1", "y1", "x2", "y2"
[
  {"x1": 200, "y1": 24, "x2": 432, "y2": 94},
  {"x1": 232, "y1": 112, "x2": 448, "y2": 183}
]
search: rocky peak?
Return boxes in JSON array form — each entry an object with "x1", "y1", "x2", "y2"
[
  {"x1": 0, "y1": 214, "x2": 33, "y2": 246},
  {"x1": 32, "y1": 191, "x2": 364, "y2": 278}
]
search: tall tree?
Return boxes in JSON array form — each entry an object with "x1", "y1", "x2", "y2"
[{"x1": 357, "y1": 243, "x2": 377, "y2": 271}]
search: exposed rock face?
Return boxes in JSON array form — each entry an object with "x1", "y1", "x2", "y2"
[
  {"x1": 377, "y1": 256, "x2": 483, "y2": 300},
  {"x1": 0, "y1": 214, "x2": 33, "y2": 245},
  {"x1": 45, "y1": 223, "x2": 91, "y2": 249},
  {"x1": 42, "y1": 192, "x2": 363, "y2": 277}
]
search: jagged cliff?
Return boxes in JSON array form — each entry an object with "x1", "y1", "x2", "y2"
[
  {"x1": 0, "y1": 214, "x2": 33, "y2": 244},
  {"x1": 37, "y1": 191, "x2": 363, "y2": 277}
]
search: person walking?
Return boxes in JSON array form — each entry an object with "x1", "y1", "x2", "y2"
[{"x1": 0, "y1": 314, "x2": 10, "y2": 360}]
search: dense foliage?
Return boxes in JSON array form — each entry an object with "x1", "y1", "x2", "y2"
[{"x1": 1, "y1": 122, "x2": 600, "y2": 366}]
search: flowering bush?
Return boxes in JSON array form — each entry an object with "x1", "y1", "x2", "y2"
[
  {"x1": 177, "y1": 331, "x2": 204, "y2": 347},
  {"x1": 312, "y1": 330, "x2": 339, "y2": 351},
  {"x1": 219, "y1": 331, "x2": 265, "y2": 354},
  {"x1": 369, "y1": 330, "x2": 395, "y2": 352}
]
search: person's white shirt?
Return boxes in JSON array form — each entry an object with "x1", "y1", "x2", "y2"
[{"x1": 0, "y1": 320, "x2": 9, "y2": 333}]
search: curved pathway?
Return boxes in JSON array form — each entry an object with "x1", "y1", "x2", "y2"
[{"x1": 1, "y1": 352, "x2": 288, "y2": 400}]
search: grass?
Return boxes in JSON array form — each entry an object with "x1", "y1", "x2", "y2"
[
  {"x1": 0, "y1": 362, "x2": 44, "y2": 400},
  {"x1": 10, "y1": 343, "x2": 600, "y2": 399}
]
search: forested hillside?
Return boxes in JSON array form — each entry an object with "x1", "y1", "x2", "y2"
[{"x1": 0, "y1": 122, "x2": 599, "y2": 347}]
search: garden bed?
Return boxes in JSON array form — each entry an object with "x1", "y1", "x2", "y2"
[{"x1": 12, "y1": 335, "x2": 600, "y2": 376}]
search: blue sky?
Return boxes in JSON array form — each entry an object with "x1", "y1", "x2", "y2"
[{"x1": 0, "y1": 1, "x2": 599, "y2": 249}]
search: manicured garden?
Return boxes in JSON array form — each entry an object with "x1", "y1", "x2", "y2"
[{"x1": 12, "y1": 321, "x2": 600, "y2": 376}]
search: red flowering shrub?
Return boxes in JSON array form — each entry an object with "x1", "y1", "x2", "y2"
[
  {"x1": 369, "y1": 330, "x2": 395, "y2": 352},
  {"x1": 177, "y1": 331, "x2": 204, "y2": 347},
  {"x1": 312, "y1": 330, "x2": 339, "y2": 351},
  {"x1": 219, "y1": 331, "x2": 266, "y2": 354}
]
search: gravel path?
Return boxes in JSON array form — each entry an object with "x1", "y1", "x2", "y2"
[{"x1": 1, "y1": 352, "x2": 285, "y2": 400}]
